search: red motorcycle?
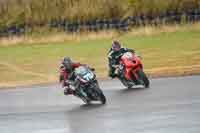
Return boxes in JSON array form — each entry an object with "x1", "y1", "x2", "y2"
[{"x1": 114, "y1": 52, "x2": 150, "y2": 88}]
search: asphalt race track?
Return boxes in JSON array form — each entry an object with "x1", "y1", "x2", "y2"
[{"x1": 0, "y1": 76, "x2": 200, "y2": 133}]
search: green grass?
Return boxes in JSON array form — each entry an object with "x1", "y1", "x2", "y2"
[{"x1": 0, "y1": 24, "x2": 200, "y2": 87}]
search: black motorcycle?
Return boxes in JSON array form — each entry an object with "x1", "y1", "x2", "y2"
[{"x1": 72, "y1": 66, "x2": 106, "y2": 104}]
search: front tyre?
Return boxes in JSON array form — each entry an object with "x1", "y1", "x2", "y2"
[
  {"x1": 94, "y1": 87, "x2": 106, "y2": 104},
  {"x1": 82, "y1": 98, "x2": 91, "y2": 104},
  {"x1": 137, "y1": 70, "x2": 150, "y2": 88},
  {"x1": 100, "y1": 92, "x2": 106, "y2": 104}
]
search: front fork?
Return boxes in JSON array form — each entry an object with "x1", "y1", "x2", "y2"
[
  {"x1": 74, "y1": 87, "x2": 90, "y2": 104},
  {"x1": 129, "y1": 66, "x2": 143, "y2": 83}
]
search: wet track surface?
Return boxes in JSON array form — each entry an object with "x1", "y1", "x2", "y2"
[{"x1": 0, "y1": 76, "x2": 200, "y2": 133}]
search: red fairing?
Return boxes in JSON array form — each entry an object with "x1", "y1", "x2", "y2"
[{"x1": 120, "y1": 54, "x2": 143, "y2": 80}]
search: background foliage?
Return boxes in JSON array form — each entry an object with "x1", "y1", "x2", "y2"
[{"x1": 0, "y1": 0, "x2": 199, "y2": 28}]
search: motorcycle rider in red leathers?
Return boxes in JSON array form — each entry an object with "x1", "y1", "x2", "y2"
[{"x1": 59, "y1": 57, "x2": 83, "y2": 95}]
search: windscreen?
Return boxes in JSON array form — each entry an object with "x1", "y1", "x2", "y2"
[{"x1": 75, "y1": 66, "x2": 94, "y2": 81}]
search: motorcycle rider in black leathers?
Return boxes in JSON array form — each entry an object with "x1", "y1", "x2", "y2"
[{"x1": 108, "y1": 40, "x2": 135, "y2": 78}]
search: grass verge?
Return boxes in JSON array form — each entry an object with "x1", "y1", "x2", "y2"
[{"x1": 0, "y1": 23, "x2": 200, "y2": 88}]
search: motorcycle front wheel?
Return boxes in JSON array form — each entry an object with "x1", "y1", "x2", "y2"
[
  {"x1": 100, "y1": 92, "x2": 106, "y2": 104},
  {"x1": 94, "y1": 87, "x2": 106, "y2": 104},
  {"x1": 137, "y1": 70, "x2": 150, "y2": 88}
]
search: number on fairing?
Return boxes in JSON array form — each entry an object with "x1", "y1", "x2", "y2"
[{"x1": 83, "y1": 72, "x2": 93, "y2": 80}]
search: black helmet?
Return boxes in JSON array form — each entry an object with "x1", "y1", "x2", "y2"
[
  {"x1": 112, "y1": 40, "x2": 121, "y2": 52},
  {"x1": 62, "y1": 57, "x2": 72, "y2": 71}
]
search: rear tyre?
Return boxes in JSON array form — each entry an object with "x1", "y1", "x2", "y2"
[{"x1": 137, "y1": 70, "x2": 150, "y2": 88}]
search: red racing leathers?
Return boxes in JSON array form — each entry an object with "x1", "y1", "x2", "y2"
[{"x1": 59, "y1": 62, "x2": 82, "y2": 88}]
